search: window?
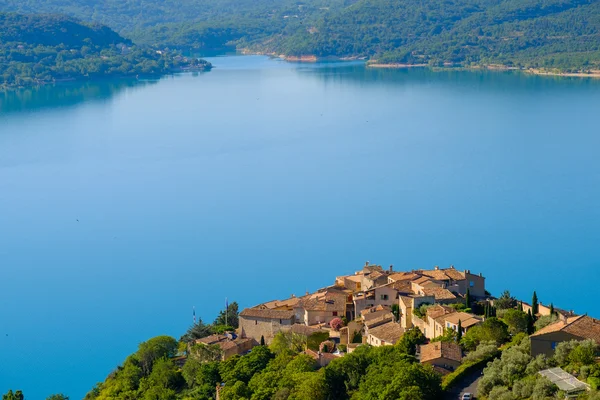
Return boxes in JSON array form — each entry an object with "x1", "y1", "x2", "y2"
[
  {"x1": 381, "y1": 294, "x2": 389, "y2": 300},
  {"x1": 279, "y1": 319, "x2": 282, "y2": 324},
  {"x1": 470, "y1": 281, "x2": 474, "y2": 287},
  {"x1": 255, "y1": 320, "x2": 258, "y2": 325},
  {"x1": 551, "y1": 342, "x2": 558, "y2": 350},
  {"x1": 333, "y1": 311, "x2": 338, "y2": 316}
]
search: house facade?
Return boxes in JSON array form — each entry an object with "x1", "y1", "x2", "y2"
[
  {"x1": 530, "y1": 315, "x2": 600, "y2": 357},
  {"x1": 419, "y1": 342, "x2": 462, "y2": 373},
  {"x1": 239, "y1": 308, "x2": 296, "y2": 344}
]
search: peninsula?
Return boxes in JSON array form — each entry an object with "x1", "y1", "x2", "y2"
[
  {"x1": 5, "y1": 262, "x2": 595, "y2": 400},
  {"x1": 0, "y1": 13, "x2": 211, "y2": 89}
]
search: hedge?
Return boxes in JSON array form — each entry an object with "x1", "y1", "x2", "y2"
[{"x1": 441, "y1": 350, "x2": 500, "y2": 391}]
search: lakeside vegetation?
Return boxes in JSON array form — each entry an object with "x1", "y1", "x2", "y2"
[
  {"x1": 0, "y1": 13, "x2": 211, "y2": 89},
  {"x1": 2, "y1": 0, "x2": 600, "y2": 72},
  {"x1": 6, "y1": 290, "x2": 600, "y2": 400}
]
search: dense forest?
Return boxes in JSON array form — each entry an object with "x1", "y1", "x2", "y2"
[
  {"x1": 1, "y1": 0, "x2": 600, "y2": 71},
  {"x1": 0, "y1": 13, "x2": 211, "y2": 89}
]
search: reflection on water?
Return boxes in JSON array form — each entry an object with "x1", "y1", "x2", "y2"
[
  {"x1": 0, "y1": 79, "x2": 155, "y2": 116},
  {"x1": 300, "y1": 63, "x2": 600, "y2": 93}
]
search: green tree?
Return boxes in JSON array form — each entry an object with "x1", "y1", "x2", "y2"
[
  {"x1": 495, "y1": 291, "x2": 516, "y2": 310},
  {"x1": 502, "y1": 309, "x2": 528, "y2": 334},
  {"x1": 465, "y1": 288, "x2": 471, "y2": 308},
  {"x1": 392, "y1": 304, "x2": 400, "y2": 321},
  {"x1": 532, "y1": 291, "x2": 539, "y2": 316},
  {"x1": 214, "y1": 301, "x2": 239, "y2": 328},
  {"x1": 397, "y1": 327, "x2": 426, "y2": 356},
  {"x1": 137, "y1": 335, "x2": 178, "y2": 375},
  {"x1": 549, "y1": 303, "x2": 555, "y2": 316},
  {"x1": 2, "y1": 391, "x2": 24, "y2": 400},
  {"x1": 457, "y1": 319, "x2": 463, "y2": 343},
  {"x1": 46, "y1": 395, "x2": 69, "y2": 400},
  {"x1": 527, "y1": 310, "x2": 535, "y2": 335},
  {"x1": 462, "y1": 317, "x2": 509, "y2": 350},
  {"x1": 180, "y1": 319, "x2": 213, "y2": 343}
]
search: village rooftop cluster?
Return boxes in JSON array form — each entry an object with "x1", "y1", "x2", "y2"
[{"x1": 196, "y1": 262, "x2": 600, "y2": 376}]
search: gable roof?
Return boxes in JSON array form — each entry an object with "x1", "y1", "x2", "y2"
[
  {"x1": 240, "y1": 308, "x2": 295, "y2": 319},
  {"x1": 420, "y1": 342, "x2": 462, "y2": 363},
  {"x1": 388, "y1": 272, "x2": 422, "y2": 282},
  {"x1": 422, "y1": 287, "x2": 458, "y2": 301},
  {"x1": 440, "y1": 312, "x2": 482, "y2": 329},
  {"x1": 531, "y1": 315, "x2": 600, "y2": 342},
  {"x1": 427, "y1": 304, "x2": 456, "y2": 320},
  {"x1": 296, "y1": 290, "x2": 347, "y2": 312},
  {"x1": 368, "y1": 321, "x2": 404, "y2": 344},
  {"x1": 364, "y1": 309, "x2": 395, "y2": 328}
]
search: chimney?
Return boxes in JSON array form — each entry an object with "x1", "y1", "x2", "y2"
[
  {"x1": 365, "y1": 261, "x2": 370, "y2": 267},
  {"x1": 306, "y1": 291, "x2": 309, "y2": 296},
  {"x1": 434, "y1": 266, "x2": 439, "y2": 271},
  {"x1": 450, "y1": 265, "x2": 455, "y2": 269},
  {"x1": 479, "y1": 272, "x2": 483, "y2": 277},
  {"x1": 291, "y1": 294, "x2": 296, "y2": 298},
  {"x1": 389, "y1": 265, "x2": 393, "y2": 273}
]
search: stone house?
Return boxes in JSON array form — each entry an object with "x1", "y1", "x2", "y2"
[
  {"x1": 530, "y1": 315, "x2": 600, "y2": 357},
  {"x1": 353, "y1": 284, "x2": 400, "y2": 314},
  {"x1": 399, "y1": 294, "x2": 435, "y2": 330},
  {"x1": 239, "y1": 308, "x2": 296, "y2": 344},
  {"x1": 294, "y1": 289, "x2": 347, "y2": 326},
  {"x1": 366, "y1": 321, "x2": 404, "y2": 346},
  {"x1": 419, "y1": 342, "x2": 463, "y2": 373},
  {"x1": 416, "y1": 304, "x2": 455, "y2": 339},
  {"x1": 437, "y1": 312, "x2": 483, "y2": 337},
  {"x1": 415, "y1": 266, "x2": 486, "y2": 298},
  {"x1": 195, "y1": 333, "x2": 257, "y2": 361}
]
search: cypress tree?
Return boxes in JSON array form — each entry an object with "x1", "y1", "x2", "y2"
[
  {"x1": 532, "y1": 291, "x2": 539, "y2": 316},
  {"x1": 484, "y1": 302, "x2": 489, "y2": 318},
  {"x1": 518, "y1": 301, "x2": 523, "y2": 312},
  {"x1": 457, "y1": 319, "x2": 463, "y2": 343},
  {"x1": 527, "y1": 310, "x2": 535, "y2": 334},
  {"x1": 550, "y1": 303, "x2": 555, "y2": 316},
  {"x1": 465, "y1": 288, "x2": 471, "y2": 308}
]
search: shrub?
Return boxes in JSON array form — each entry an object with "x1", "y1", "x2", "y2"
[
  {"x1": 329, "y1": 318, "x2": 343, "y2": 331},
  {"x1": 443, "y1": 350, "x2": 499, "y2": 391},
  {"x1": 589, "y1": 377, "x2": 600, "y2": 390},
  {"x1": 351, "y1": 331, "x2": 363, "y2": 344},
  {"x1": 488, "y1": 386, "x2": 515, "y2": 400},
  {"x1": 534, "y1": 314, "x2": 558, "y2": 331},
  {"x1": 338, "y1": 344, "x2": 347, "y2": 353},
  {"x1": 463, "y1": 341, "x2": 499, "y2": 363},
  {"x1": 319, "y1": 340, "x2": 335, "y2": 353}
]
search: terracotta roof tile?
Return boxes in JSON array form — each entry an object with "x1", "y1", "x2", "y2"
[
  {"x1": 368, "y1": 321, "x2": 405, "y2": 344},
  {"x1": 240, "y1": 308, "x2": 295, "y2": 319},
  {"x1": 427, "y1": 305, "x2": 456, "y2": 320},
  {"x1": 422, "y1": 287, "x2": 458, "y2": 301},
  {"x1": 297, "y1": 290, "x2": 346, "y2": 312},
  {"x1": 420, "y1": 342, "x2": 463, "y2": 363},
  {"x1": 441, "y1": 312, "x2": 482, "y2": 328},
  {"x1": 531, "y1": 316, "x2": 600, "y2": 342}
]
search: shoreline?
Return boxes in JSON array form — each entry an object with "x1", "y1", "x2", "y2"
[{"x1": 367, "y1": 62, "x2": 600, "y2": 78}]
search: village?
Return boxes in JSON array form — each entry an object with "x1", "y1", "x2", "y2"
[{"x1": 191, "y1": 262, "x2": 600, "y2": 394}]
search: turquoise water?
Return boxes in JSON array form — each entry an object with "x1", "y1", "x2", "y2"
[{"x1": 1, "y1": 55, "x2": 599, "y2": 398}]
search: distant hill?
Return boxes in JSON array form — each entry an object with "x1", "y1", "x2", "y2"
[
  {"x1": 1, "y1": 0, "x2": 600, "y2": 71},
  {"x1": 0, "y1": 12, "x2": 127, "y2": 47},
  {"x1": 0, "y1": 12, "x2": 211, "y2": 89}
]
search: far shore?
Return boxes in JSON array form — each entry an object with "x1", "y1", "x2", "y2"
[{"x1": 366, "y1": 62, "x2": 600, "y2": 78}]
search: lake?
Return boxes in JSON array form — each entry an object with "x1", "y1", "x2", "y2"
[{"x1": 1, "y1": 55, "x2": 599, "y2": 398}]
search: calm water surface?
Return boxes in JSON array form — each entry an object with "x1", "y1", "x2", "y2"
[{"x1": 1, "y1": 55, "x2": 599, "y2": 398}]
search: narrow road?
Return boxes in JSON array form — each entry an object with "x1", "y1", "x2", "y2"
[{"x1": 444, "y1": 367, "x2": 484, "y2": 400}]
